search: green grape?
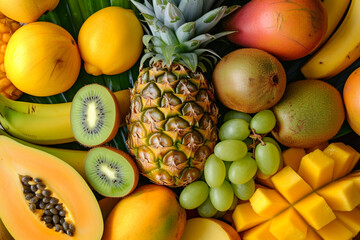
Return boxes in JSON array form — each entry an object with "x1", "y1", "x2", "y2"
[
  {"x1": 255, "y1": 142, "x2": 281, "y2": 175},
  {"x1": 250, "y1": 110, "x2": 276, "y2": 134},
  {"x1": 179, "y1": 181, "x2": 209, "y2": 209},
  {"x1": 214, "y1": 140, "x2": 248, "y2": 161},
  {"x1": 228, "y1": 154, "x2": 257, "y2": 184},
  {"x1": 219, "y1": 119, "x2": 251, "y2": 141},
  {"x1": 223, "y1": 110, "x2": 252, "y2": 123},
  {"x1": 213, "y1": 211, "x2": 227, "y2": 219},
  {"x1": 197, "y1": 197, "x2": 218, "y2": 218},
  {"x1": 229, "y1": 195, "x2": 239, "y2": 211},
  {"x1": 204, "y1": 154, "x2": 226, "y2": 188},
  {"x1": 263, "y1": 136, "x2": 282, "y2": 153},
  {"x1": 232, "y1": 179, "x2": 256, "y2": 200},
  {"x1": 209, "y1": 180, "x2": 234, "y2": 212}
]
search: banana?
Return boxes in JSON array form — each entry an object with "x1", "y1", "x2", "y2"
[
  {"x1": 316, "y1": 0, "x2": 351, "y2": 48},
  {"x1": 0, "y1": 89, "x2": 130, "y2": 145},
  {"x1": 301, "y1": 0, "x2": 360, "y2": 79},
  {"x1": 0, "y1": 129, "x2": 88, "y2": 178}
]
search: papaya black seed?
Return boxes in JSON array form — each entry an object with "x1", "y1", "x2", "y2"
[
  {"x1": 30, "y1": 185, "x2": 38, "y2": 192},
  {"x1": 29, "y1": 203, "x2": 36, "y2": 212},
  {"x1": 53, "y1": 215, "x2": 60, "y2": 224},
  {"x1": 33, "y1": 178, "x2": 42, "y2": 183},
  {"x1": 66, "y1": 230, "x2": 74, "y2": 236},
  {"x1": 50, "y1": 208, "x2": 58, "y2": 215},
  {"x1": 55, "y1": 224, "x2": 63, "y2": 232},
  {"x1": 29, "y1": 196, "x2": 39, "y2": 204},
  {"x1": 42, "y1": 190, "x2": 51, "y2": 197},
  {"x1": 46, "y1": 223, "x2": 53, "y2": 229},
  {"x1": 42, "y1": 197, "x2": 51, "y2": 203},
  {"x1": 36, "y1": 183, "x2": 46, "y2": 190},
  {"x1": 59, "y1": 210, "x2": 66, "y2": 217},
  {"x1": 45, "y1": 203, "x2": 54, "y2": 210},
  {"x1": 44, "y1": 216, "x2": 52, "y2": 223},
  {"x1": 50, "y1": 198, "x2": 59, "y2": 205},
  {"x1": 39, "y1": 202, "x2": 45, "y2": 209},
  {"x1": 55, "y1": 204, "x2": 63, "y2": 211},
  {"x1": 63, "y1": 222, "x2": 69, "y2": 230},
  {"x1": 25, "y1": 193, "x2": 34, "y2": 200},
  {"x1": 44, "y1": 209, "x2": 52, "y2": 216}
]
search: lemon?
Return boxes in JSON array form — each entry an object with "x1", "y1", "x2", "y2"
[
  {"x1": 4, "y1": 22, "x2": 81, "y2": 97},
  {"x1": 78, "y1": 6, "x2": 144, "y2": 76}
]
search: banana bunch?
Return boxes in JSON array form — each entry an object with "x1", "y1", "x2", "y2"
[
  {"x1": 0, "y1": 89, "x2": 130, "y2": 145},
  {"x1": 301, "y1": 0, "x2": 359, "y2": 79}
]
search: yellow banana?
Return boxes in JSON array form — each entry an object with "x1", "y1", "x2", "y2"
[
  {"x1": 316, "y1": 0, "x2": 351, "y2": 48},
  {"x1": 0, "y1": 129, "x2": 88, "y2": 178},
  {"x1": 301, "y1": 0, "x2": 360, "y2": 79},
  {"x1": 0, "y1": 89, "x2": 130, "y2": 145}
]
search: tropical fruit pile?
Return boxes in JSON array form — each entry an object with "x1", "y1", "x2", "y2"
[{"x1": 0, "y1": 0, "x2": 359, "y2": 239}]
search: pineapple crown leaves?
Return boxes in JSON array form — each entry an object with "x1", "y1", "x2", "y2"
[{"x1": 131, "y1": 0, "x2": 239, "y2": 72}]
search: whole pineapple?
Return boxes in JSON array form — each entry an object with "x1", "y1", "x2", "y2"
[{"x1": 127, "y1": 0, "x2": 238, "y2": 187}]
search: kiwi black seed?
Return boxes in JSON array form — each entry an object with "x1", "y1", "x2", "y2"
[
  {"x1": 84, "y1": 146, "x2": 139, "y2": 198},
  {"x1": 70, "y1": 84, "x2": 120, "y2": 147}
]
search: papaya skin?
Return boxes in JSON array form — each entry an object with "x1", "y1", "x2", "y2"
[
  {"x1": 0, "y1": 136, "x2": 103, "y2": 240},
  {"x1": 102, "y1": 184, "x2": 186, "y2": 240},
  {"x1": 0, "y1": 218, "x2": 14, "y2": 240},
  {"x1": 271, "y1": 79, "x2": 344, "y2": 148}
]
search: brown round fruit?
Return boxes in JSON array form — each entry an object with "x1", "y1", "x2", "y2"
[
  {"x1": 271, "y1": 79, "x2": 345, "y2": 148},
  {"x1": 212, "y1": 48, "x2": 286, "y2": 113}
]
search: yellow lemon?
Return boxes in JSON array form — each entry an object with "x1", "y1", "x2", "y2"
[
  {"x1": 0, "y1": 0, "x2": 60, "y2": 23},
  {"x1": 4, "y1": 22, "x2": 81, "y2": 97},
  {"x1": 78, "y1": 6, "x2": 143, "y2": 76}
]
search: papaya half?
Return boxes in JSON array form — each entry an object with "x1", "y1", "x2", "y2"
[{"x1": 0, "y1": 135, "x2": 103, "y2": 240}]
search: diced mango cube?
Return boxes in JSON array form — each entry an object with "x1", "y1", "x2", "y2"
[
  {"x1": 346, "y1": 145, "x2": 360, "y2": 173},
  {"x1": 255, "y1": 175, "x2": 275, "y2": 189},
  {"x1": 316, "y1": 179, "x2": 360, "y2": 211},
  {"x1": 271, "y1": 166, "x2": 313, "y2": 203},
  {"x1": 242, "y1": 221, "x2": 277, "y2": 240},
  {"x1": 316, "y1": 219, "x2": 353, "y2": 240},
  {"x1": 269, "y1": 208, "x2": 308, "y2": 240},
  {"x1": 323, "y1": 142, "x2": 356, "y2": 180},
  {"x1": 294, "y1": 193, "x2": 336, "y2": 230},
  {"x1": 282, "y1": 148, "x2": 306, "y2": 172},
  {"x1": 305, "y1": 141, "x2": 329, "y2": 153},
  {"x1": 342, "y1": 171, "x2": 360, "y2": 191},
  {"x1": 232, "y1": 202, "x2": 268, "y2": 232},
  {"x1": 305, "y1": 228, "x2": 322, "y2": 240},
  {"x1": 297, "y1": 149, "x2": 334, "y2": 189},
  {"x1": 249, "y1": 188, "x2": 289, "y2": 218},
  {"x1": 335, "y1": 208, "x2": 360, "y2": 237}
]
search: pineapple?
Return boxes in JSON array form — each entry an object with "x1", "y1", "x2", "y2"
[
  {"x1": 126, "y1": 0, "x2": 238, "y2": 187},
  {"x1": 0, "y1": 12, "x2": 22, "y2": 100}
]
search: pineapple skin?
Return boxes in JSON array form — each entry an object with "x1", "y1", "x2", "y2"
[{"x1": 126, "y1": 62, "x2": 219, "y2": 187}]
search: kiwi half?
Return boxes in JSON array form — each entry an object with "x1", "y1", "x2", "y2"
[
  {"x1": 85, "y1": 146, "x2": 139, "y2": 197},
  {"x1": 70, "y1": 84, "x2": 120, "y2": 147}
]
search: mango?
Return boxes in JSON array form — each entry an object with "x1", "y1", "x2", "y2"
[
  {"x1": 316, "y1": 179, "x2": 360, "y2": 211},
  {"x1": 316, "y1": 219, "x2": 353, "y2": 240},
  {"x1": 335, "y1": 208, "x2": 360, "y2": 237},
  {"x1": 281, "y1": 147, "x2": 306, "y2": 172},
  {"x1": 232, "y1": 202, "x2": 268, "y2": 232},
  {"x1": 297, "y1": 149, "x2": 334, "y2": 189},
  {"x1": 249, "y1": 188, "x2": 289, "y2": 218},
  {"x1": 180, "y1": 218, "x2": 240, "y2": 240},
  {"x1": 242, "y1": 221, "x2": 277, "y2": 240},
  {"x1": 269, "y1": 208, "x2": 308, "y2": 240},
  {"x1": 293, "y1": 193, "x2": 336, "y2": 230},
  {"x1": 271, "y1": 166, "x2": 313, "y2": 203}
]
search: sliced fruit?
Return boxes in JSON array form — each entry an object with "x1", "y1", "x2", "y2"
[
  {"x1": 103, "y1": 184, "x2": 186, "y2": 240},
  {"x1": 232, "y1": 202, "x2": 268, "y2": 232},
  {"x1": 297, "y1": 149, "x2": 334, "y2": 189},
  {"x1": 242, "y1": 221, "x2": 277, "y2": 240},
  {"x1": 0, "y1": 135, "x2": 103, "y2": 239},
  {"x1": 84, "y1": 146, "x2": 139, "y2": 198},
  {"x1": 293, "y1": 193, "x2": 336, "y2": 230},
  {"x1": 281, "y1": 148, "x2": 306, "y2": 172},
  {"x1": 271, "y1": 166, "x2": 313, "y2": 203},
  {"x1": 180, "y1": 218, "x2": 240, "y2": 240},
  {"x1": 334, "y1": 208, "x2": 360, "y2": 237},
  {"x1": 70, "y1": 84, "x2": 120, "y2": 147},
  {"x1": 269, "y1": 208, "x2": 308, "y2": 240},
  {"x1": 316, "y1": 179, "x2": 360, "y2": 211},
  {"x1": 316, "y1": 219, "x2": 353, "y2": 240},
  {"x1": 249, "y1": 188, "x2": 289, "y2": 218}
]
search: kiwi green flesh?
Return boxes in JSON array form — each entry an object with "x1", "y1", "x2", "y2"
[
  {"x1": 70, "y1": 84, "x2": 119, "y2": 147},
  {"x1": 84, "y1": 147, "x2": 137, "y2": 198}
]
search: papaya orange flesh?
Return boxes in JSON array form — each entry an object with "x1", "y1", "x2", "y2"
[{"x1": 0, "y1": 136, "x2": 103, "y2": 240}]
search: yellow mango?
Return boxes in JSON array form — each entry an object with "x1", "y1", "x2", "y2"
[
  {"x1": 232, "y1": 202, "x2": 268, "y2": 232},
  {"x1": 347, "y1": 145, "x2": 360, "y2": 173},
  {"x1": 316, "y1": 219, "x2": 353, "y2": 240},
  {"x1": 323, "y1": 142, "x2": 356, "y2": 179},
  {"x1": 297, "y1": 149, "x2": 334, "y2": 189},
  {"x1": 342, "y1": 171, "x2": 360, "y2": 191},
  {"x1": 249, "y1": 188, "x2": 289, "y2": 218},
  {"x1": 294, "y1": 193, "x2": 336, "y2": 230},
  {"x1": 282, "y1": 148, "x2": 306, "y2": 172},
  {"x1": 305, "y1": 228, "x2": 322, "y2": 240},
  {"x1": 271, "y1": 166, "x2": 313, "y2": 203},
  {"x1": 269, "y1": 208, "x2": 308, "y2": 240},
  {"x1": 316, "y1": 179, "x2": 360, "y2": 211},
  {"x1": 335, "y1": 208, "x2": 360, "y2": 237},
  {"x1": 242, "y1": 221, "x2": 277, "y2": 240},
  {"x1": 255, "y1": 176, "x2": 275, "y2": 189}
]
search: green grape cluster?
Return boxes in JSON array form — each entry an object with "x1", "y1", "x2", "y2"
[{"x1": 179, "y1": 109, "x2": 283, "y2": 218}]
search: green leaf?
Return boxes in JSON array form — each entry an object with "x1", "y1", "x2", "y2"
[
  {"x1": 153, "y1": 0, "x2": 168, "y2": 22},
  {"x1": 178, "y1": 0, "x2": 203, "y2": 21},
  {"x1": 179, "y1": 53, "x2": 198, "y2": 72},
  {"x1": 195, "y1": 6, "x2": 226, "y2": 35},
  {"x1": 175, "y1": 22, "x2": 196, "y2": 42},
  {"x1": 164, "y1": 2, "x2": 185, "y2": 31}
]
